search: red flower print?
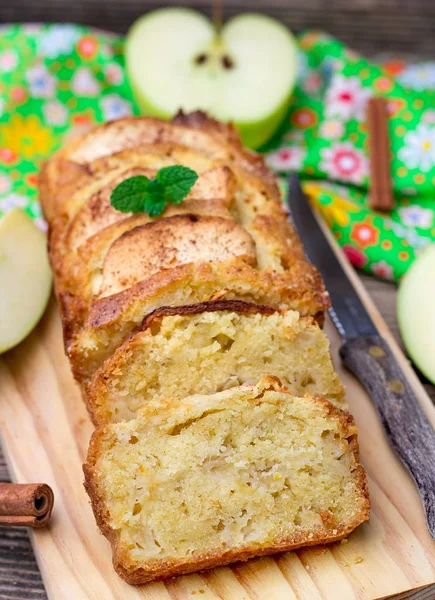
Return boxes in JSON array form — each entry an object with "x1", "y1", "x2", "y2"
[
  {"x1": 386, "y1": 98, "x2": 406, "y2": 117},
  {"x1": 350, "y1": 222, "x2": 379, "y2": 248},
  {"x1": 63, "y1": 111, "x2": 96, "y2": 141},
  {"x1": 104, "y1": 63, "x2": 123, "y2": 85},
  {"x1": 26, "y1": 173, "x2": 39, "y2": 187},
  {"x1": 342, "y1": 245, "x2": 368, "y2": 269},
  {"x1": 320, "y1": 143, "x2": 368, "y2": 184},
  {"x1": 381, "y1": 60, "x2": 406, "y2": 76},
  {"x1": 325, "y1": 75, "x2": 372, "y2": 121},
  {"x1": 303, "y1": 72, "x2": 322, "y2": 94},
  {"x1": 72, "y1": 112, "x2": 94, "y2": 126},
  {"x1": 374, "y1": 76, "x2": 393, "y2": 93},
  {"x1": 290, "y1": 108, "x2": 317, "y2": 129},
  {"x1": 10, "y1": 86, "x2": 27, "y2": 104},
  {"x1": 77, "y1": 36, "x2": 98, "y2": 59},
  {"x1": 0, "y1": 148, "x2": 17, "y2": 164},
  {"x1": 299, "y1": 31, "x2": 323, "y2": 49},
  {"x1": 371, "y1": 260, "x2": 393, "y2": 280},
  {"x1": 266, "y1": 147, "x2": 306, "y2": 171}
]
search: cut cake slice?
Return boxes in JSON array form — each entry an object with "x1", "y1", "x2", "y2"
[
  {"x1": 87, "y1": 301, "x2": 345, "y2": 425},
  {"x1": 84, "y1": 376, "x2": 369, "y2": 585}
]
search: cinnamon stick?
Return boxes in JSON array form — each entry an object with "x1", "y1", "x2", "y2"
[
  {"x1": 0, "y1": 483, "x2": 54, "y2": 528},
  {"x1": 367, "y1": 96, "x2": 394, "y2": 211}
]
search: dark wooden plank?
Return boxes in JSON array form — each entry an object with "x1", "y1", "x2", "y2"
[
  {"x1": 0, "y1": 456, "x2": 47, "y2": 599},
  {"x1": 0, "y1": 520, "x2": 47, "y2": 599},
  {"x1": 1, "y1": 0, "x2": 435, "y2": 55}
]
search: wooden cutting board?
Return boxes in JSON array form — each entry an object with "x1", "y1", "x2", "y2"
[{"x1": 1, "y1": 229, "x2": 435, "y2": 600}]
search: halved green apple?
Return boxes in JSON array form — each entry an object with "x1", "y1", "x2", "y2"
[
  {"x1": 0, "y1": 209, "x2": 52, "y2": 354},
  {"x1": 126, "y1": 8, "x2": 298, "y2": 149},
  {"x1": 397, "y1": 244, "x2": 435, "y2": 384}
]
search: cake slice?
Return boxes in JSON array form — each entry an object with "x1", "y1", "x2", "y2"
[
  {"x1": 83, "y1": 376, "x2": 370, "y2": 585},
  {"x1": 87, "y1": 301, "x2": 345, "y2": 425},
  {"x1": 68, "y1": 261, "x2": 328, "y2": 384}
]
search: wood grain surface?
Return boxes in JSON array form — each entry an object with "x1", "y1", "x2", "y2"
[
  {"x1": 0, "y1": 258, "x2": 434, "y2": 599},
  {"x1": 0, "y1": 280, "x2": 432, "y2": 600},
  {"x1": 0, "y1": 282, "x2": 431, "y2": 600},
  {"x1": 2, "y1": 0, "x2": 435, "y2": 56}
]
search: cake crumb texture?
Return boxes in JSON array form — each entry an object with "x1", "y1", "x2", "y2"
[
  {"x1": 84, "y1": 378, "x2": 369, "y2": 584},
  {"x1": 88, "y1": 303, "x2": 345, "y2": 424}
]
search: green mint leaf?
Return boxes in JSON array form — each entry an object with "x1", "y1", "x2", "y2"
[
  {"x1": 110, "y1": 165, "x2": 199, "y2": 217},
  {"x1": 143, "y1": 179, "x2": 166, "y2": 217},
  {"x1": 110, "y1": 175, "x2": 150, "y2": 213},
  {"x1": 156, "y1": 165, "x2": 198, "y2": 205}
]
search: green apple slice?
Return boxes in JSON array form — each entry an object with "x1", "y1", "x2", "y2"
[
  {"x1": 0, "y1": 209, "x2": 52, "y2": 354},
  {"x1": 397, "y1": 244, "x2": 435, "y2": 384},
  {"x1": 126, "y1": 8, "x2": 298, "y2": 148}
]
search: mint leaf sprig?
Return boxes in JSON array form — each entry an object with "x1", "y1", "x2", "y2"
[{"x1": 110, "y1": 165, "x2": 198, "y2": 218}]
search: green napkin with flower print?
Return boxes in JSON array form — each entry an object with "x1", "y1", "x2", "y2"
[
  {"x1": 263, "y1": 31, "x2": 435, "y2": 281},
  {"x1": 0, "y1": 24, "x2": 434, "y2": 282},
  {"x1": 0, "y1": 23, "x2": 138, "y2": 230}
]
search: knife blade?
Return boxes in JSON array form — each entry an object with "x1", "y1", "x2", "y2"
[{"x1": 287, "y1": 174, "x2": 435, "y2": 538}]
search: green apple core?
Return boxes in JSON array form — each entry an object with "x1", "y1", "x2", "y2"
[{"x1": 193, "y1": 36, "x2": 236, "y2": 71}]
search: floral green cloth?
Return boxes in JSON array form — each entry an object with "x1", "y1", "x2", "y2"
[
  {"x1": 263, "y1": 31, "x2": 435, "y2": 281},
  {"x1": 0, "y1": 24, "x2": 138, "y2": 229},
  {"x1": 0, "y1": 24, "x2": 434, "y2": 281}
]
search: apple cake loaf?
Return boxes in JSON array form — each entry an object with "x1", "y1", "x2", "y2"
[
  {"x1": 84, "y1": 376, "x2": 370, "y2": 584},
  {"x1": 39, "y1": 112, "x2": 329, "y2": 384},
  {"x1": 40, "y1": 113, "x2": 370, "y2": 583},
  {"x1": 87, "y1": 301, "x2": 345, "y2": 425}
]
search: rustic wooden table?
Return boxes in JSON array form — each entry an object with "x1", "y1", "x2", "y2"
[{"x1": 0, "y1": 277, "x2": 434, "y2": 600}]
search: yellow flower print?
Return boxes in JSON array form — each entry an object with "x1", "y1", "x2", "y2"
[
  {"x1": 302, "y1": 182, "x2": 359, "y2": 228},
  {"x1": 0, "y1": 114, "x2": 54, "y2": 159}
]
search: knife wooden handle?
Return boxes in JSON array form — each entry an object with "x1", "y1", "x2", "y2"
[{"x1": 340, "y1": 335, "x2": 435, "y2": 538}]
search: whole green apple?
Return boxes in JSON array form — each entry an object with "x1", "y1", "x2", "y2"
[{"x1": 126, "y1": 8, "x2": 298, "y2": 149}]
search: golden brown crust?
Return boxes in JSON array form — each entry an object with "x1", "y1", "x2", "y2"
[
  {"x1": 83, "y1": 382, "x2": 370, "y2": 585},
  {"x1": 50, "y1": 165, "x2": 236, "y2": 303},
  {"x1": 141, "y1": 299, "x2": 277, "y2": 330},
  {"x1": 87, "y1": 261, "x2": 328, "y2": 330},
  {"x1": 64, "y1": 166, "x2": 155, "y2": 251},
  {"x1": 40, "y1": 113, "x2": 280, "y2": 208},
  {"x1": 45, "y1": 144, "x2": 210, "y2": 286},
  {"x1": 42, "y1": 144, "x2": 180, "y2": 228},
  {"x1": 39, "y1": 158, "x2": 91, "y2": 222},
  {"x1": 172, "y1": 110, "x2": 279, "y2": 197},
  {"x1": 54, "y1": 162, "x2": 235, "y2": 264},
  {"x1": 65, "y1": 260, "x2": 329, "y2": 384},
  {"x1": 97, "y1": 215, "x2": 257, "y2": 299},
  {"x1": 40, "y1": 113, "x2": 282, "y2": 237}
]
